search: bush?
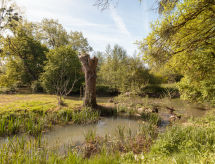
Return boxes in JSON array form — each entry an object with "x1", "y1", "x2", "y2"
[
  {"x1": 178, "y1": 76, "x2": 215, "y2": 104},
  {"x1": 0, "y1": 87, "x2": 16, "y2": 94},
  {"x1": 155, "y1": 126, "x2": 211, "y2": 155}
]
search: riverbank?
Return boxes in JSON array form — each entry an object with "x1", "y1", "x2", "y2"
[
  {"x1": 0, "y1": 93, "x2": 213, "y2": 163},
  {"x1": 0, "y1": 94, "x2": 162, "y2": 137},
  {"x1": 0, "y1": 94, "x2": 100, "y2": 137},
  {"x1": 1, "y1": 108, "x2": 215, "y2": 163}
]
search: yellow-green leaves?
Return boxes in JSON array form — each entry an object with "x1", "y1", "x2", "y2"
[{"x1": 138, "y1": 0, "x2": 215, "y2": 103}]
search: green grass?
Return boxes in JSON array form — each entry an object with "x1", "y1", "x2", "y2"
[
  {"x1": 0, "y1": 108, "x2": 100, "y2": 137},
  {"x1": 0, "y1": 94, "x2": 81, "y2": 114},
  {"x1": 141, "y1": 112, "x2": 161, "y2": 126},
  {"x1": 142, "y1": 111, "x2": 215, "y2": 163},
  {"x1": 0, "y1": 94, "x2": 100, "y2": 137}
]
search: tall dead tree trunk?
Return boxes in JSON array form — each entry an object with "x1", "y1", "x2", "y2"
[{"x1": 79, "y1": 53, "x2": 98, "y2": 108}]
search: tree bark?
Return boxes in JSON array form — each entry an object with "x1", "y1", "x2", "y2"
[{"x1": 79, "y1": 53, "x2": 98, "y2": 108}]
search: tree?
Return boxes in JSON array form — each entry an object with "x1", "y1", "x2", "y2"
[
  {"x1": 0, "y1": 0, "x2": 21, "y2": 32},
  {"x1": 0, "y1": 22, "x2": 48, "y2": 87},
  {"x1": 69, "y1": 31, "x2": 92, "y2": 52},
  {"x1": 98, "y1": 44, "x2": 151, "y2": 93},
  {"x1": 38, "y1": 19, "x2": 92, "y2": 53},
  {"x1": 41, "y1": 46, "x2": 82, "y2": 106},
  {"x1": 79, "y1": 53, "x2": 98, "y2": 108},
  {"x1": 39, "y1": 18, "x2": 69, "y2": 49},
  {"x1": 138, "y1": 0, "x2": 215, "y2": 103},
  {"x1": 93, "y1": 51, "x2": 104, "y2": 72},
  {"x1": 94, "y1": 0, "x2": 178, "y2": 14}
]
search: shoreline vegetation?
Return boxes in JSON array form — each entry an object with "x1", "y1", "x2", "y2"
[
  {"x1": 0, "y1": 93, "x2": 162, "y2": 137},
  {"x1": 0, "y1": 93, "x2": 214, "y2": 163}
]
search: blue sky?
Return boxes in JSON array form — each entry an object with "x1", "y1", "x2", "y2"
[{"x1": 17, "y1": 0, "x2": 159, "y2": 55}]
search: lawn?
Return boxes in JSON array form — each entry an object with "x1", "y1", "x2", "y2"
[{"x1": 0, "y1": 94, "x2": 83, "y2": 114}]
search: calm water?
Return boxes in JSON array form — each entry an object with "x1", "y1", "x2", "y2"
[
  {"x1": 42, "y1": 117, "x2": 142, "y2": 150},
  {"x1": 0, "y1": 117, "x2": 142, "y2": 153}
]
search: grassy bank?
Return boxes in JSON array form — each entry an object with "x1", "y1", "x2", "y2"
[
  {"x1": 0, "y1": 94, "x2": 162, "y2": 137},
  {"x1": 0, "y1": 94, "x2": 99, "y2": 137}
]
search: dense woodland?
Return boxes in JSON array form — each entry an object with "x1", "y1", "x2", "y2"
[{"x1": 0, "y1": 0, "x2": 215, "y2": 163}]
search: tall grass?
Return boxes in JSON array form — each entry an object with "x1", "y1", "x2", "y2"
[
  {"x1": 143, "y1": 114, "x2": 215, "y2": 163},
  {"x1": 141, "y1": 112, "x2": 161, "y2": 126},
  {"x1": 72, "y1": 108, "x2": 99, "y2": 124},
  {"x1": 0, "y1": 108, "x2": 99, "y2": 137},
  {"x1": 2, "y1": 113, "x2": 215, "y2": 163}
]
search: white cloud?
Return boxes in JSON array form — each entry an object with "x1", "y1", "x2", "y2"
[
  {"x1": 110, "y1": 7, "x2": 130, "y2": 36},
  {"x1": 16, "y1": 0, "x2": 138, "y2": 54}
]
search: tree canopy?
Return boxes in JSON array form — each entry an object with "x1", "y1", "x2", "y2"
[
  {"x1": 0, "y1": 0, "x2": 21, "y2": 32},
  {"x1": 138, "y1": 0, "x2": 215, "y2": 103},
  {"x1": 38, "y1": 19, "x2": 92, "y2": 52},
  {"x1": 97, "y1": 44, "x2": 153, "y2": 93},
  {"x1": 41, "y1": 45, "x2": 82, "y2": 95},
  {"x1": 0, "y1": 21, "x2": 48, "y2": 87}
]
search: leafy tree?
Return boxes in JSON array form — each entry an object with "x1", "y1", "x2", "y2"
[
  {"x1": 41, "y1": 46, "x2": 83, "y2": 105},
  {"x1": 39, "y1": 18, "x2": 69, "y2": 49},
  {"x1": 39, "y1": 19, "x2": 92, "y2": 53},
  {"x1": 138, "y1": 0, "x2": 215, "y2": 103},
  {"x1": 0, "y1": 0, "x2": 21, "y2": 32},
  {"x1": 98, "y1": 44, "x2": 151, "y2": 93},
  {"x1": 69, "y1": 31, "x2": 92, "y2": 52},
  {"x1": 0, "y1": 22, "x2": 48, "y2": 87},
  {"x1": 93, "y1": 51, "x2": 104, "y2": 72},
  {"x1": 98, "y1": 44, "x2": 127, "y2": 91}
]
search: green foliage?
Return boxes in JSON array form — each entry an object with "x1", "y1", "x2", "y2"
[
  {"x1": 0, "y1": 116, "x2": 21, "y2": 136},
  {"x1": 138, "y1": 0, "x2": 215, "y2": 104},
  {"x1": 141, "y1": 84, "x2": 179, "y2": 98},
  {"x1": 144, "y1": 114, "x2": 215, "y2": 163},
  {"x1": 0, "y1": 94, "x2": 99, "y2": 137},
  {"x1": 71, "y1": 108, "x2": 99, "y2": 124},
  {"x1": 0, "y1": 0, "x2": 21, "y2": 31},
  {"x1": 39, "y1": 18, "x2": 92, "y2": 52},
  {"x1": 98, "y1": 44, "x2": 152, "y2": 93},
  {"x1": 177, "y1": 50, "x2": 215, "y2": 103},
  {"x1": 0, "y1": 22, "x2": 48, "y2": 87},
  {"x1": 41, "y1": 45, "x2": 83, "y2": 94},
  {"x1": 69, "y1": 31, "x2": 93, "y2": 52},
  {"x1": 39, "y1": 18, "x2": 69, "y2": 48},
  {"x1": 0, "y1": 108, "x2": 99, "y2": 137},
  {"x1": 141, "y1": 112, "x2": 161, "y2": 126}
]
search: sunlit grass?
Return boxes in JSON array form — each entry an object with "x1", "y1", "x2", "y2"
[
  {"x1": 0, "y1": 94, "x2": 82, "y2": 114},
  {"x1": 0, "y1": 94, "x2": 100, "y2": 137}
]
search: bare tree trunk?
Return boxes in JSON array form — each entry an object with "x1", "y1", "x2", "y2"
[{"x1": 79, "y1": 53, "x2": 98, "y2": 108}]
